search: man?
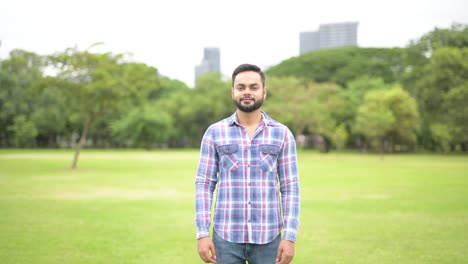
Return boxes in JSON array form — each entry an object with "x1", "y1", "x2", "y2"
[{"x1": 195, "y1": 64, "x2": 300, "y2": 264}]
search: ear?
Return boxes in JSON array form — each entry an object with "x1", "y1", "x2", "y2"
[{"x1": 263, "y1": 86, "x2": 267, "y2": 100}]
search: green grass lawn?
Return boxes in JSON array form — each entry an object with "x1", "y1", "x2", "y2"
[{"x1": 1, "y1": 149, "x2": 467, "y2": 263}]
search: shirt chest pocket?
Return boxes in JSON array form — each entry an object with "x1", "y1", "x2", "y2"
[
  {"x1": 260, "y1": 144, "x2": 281, "y2": 172},
  {"x1": 217, "y1": 144, "x2": 239, "y2": 172}
]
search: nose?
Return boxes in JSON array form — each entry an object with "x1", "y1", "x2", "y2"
[{"x1": 243, "y1": 87, "x2": 253, "y2": 95}]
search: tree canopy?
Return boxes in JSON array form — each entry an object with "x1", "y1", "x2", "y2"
[{"x1": 1, "y1": 23, "x2": 467, "y2": 158}]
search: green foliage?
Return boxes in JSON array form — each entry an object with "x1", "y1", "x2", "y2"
[
  {"x1": 331, "y1": 124, "x2": 348, "y2": 150},
  {"x1": 1, "y1": 24, "x2": 467, "y2": 153},
  {"x1": 263, "y1": 76, "x2": 312, "y2": 133},
  {"x1": 345, "y1": 76, "x2": 388, "y2": 108},
  {"x1": 8, "y1": 115, "x2": 38, "y2": 147},
  {"x1": 355, "y1": 90, "x2": 395, "y2": 150},
  {"x1": 405, "y1": 23, "x2": 468, "y2": 63},
  {"x1": 30, "y1": 79, "x2": 68, "y2": 140},
  {"x1": 355, "y1": 86, "x2": 419, "y2": 152},
  {"x1": 407, "y1": 47, "x2": 468, "y2": 150},
  {"x1": 267, "y1": 47, "x2": 405, "y2": 86},
  {"x1": 385, "y1": 86, "x2": 420, "y2": 146},
  {"x1": 443, "y1": 84, "x2": 468, "y2": 144},
  {"x1": 403, "y1": 24, "x2": 468, "y2": 150},
  {"x1": 162, "y1": 72, "x2": 233, "y2": 146},
  {"x1": 111, "y1": 105, "x2": 172, "y2": 149},
  {"x1": 430, "y1": 123, "x2": 452, "y2": 152},
  {"x1": 157, "y1": 78, "x2": 189, "y2": 99},
  {"x1": 0, "y1": 50, "x2": 44, "y2": 145},
  {"x1": 310, "y1": 83, "x2": 352, "y2": 151},
  {"x1": 264, "y1": 77, "x2": 351, "y2": 151}
]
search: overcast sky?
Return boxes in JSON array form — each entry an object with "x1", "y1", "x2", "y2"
[{"x1": 1, "y1": 0, "x2": 467, "y2": 87}]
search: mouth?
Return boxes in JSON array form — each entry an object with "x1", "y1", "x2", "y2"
[{"x1": 241, "y1": 98, "x2": 254, "y2": 103}]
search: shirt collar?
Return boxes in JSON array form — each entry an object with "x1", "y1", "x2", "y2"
[{"x1": 228, "y1": 111, "x2": 276, "y2": 127}]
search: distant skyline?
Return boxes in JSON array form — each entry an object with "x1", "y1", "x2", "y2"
[
  {"x1": 1, "y1": 0, "x2": 467, "y2": 87},
  {"x1": 195, "y1": 47, "x2": 221, "y2": 81},
  {"x1": 300, "y1": 22, "x2": 358, "y2": 54}
]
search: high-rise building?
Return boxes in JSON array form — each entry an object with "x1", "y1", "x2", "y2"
[
  {"x1": 195, "y1": 47, "x2": 220, "y2": 81},
  {"x1": 300, "y1": 22, "x2": 358, "y2": 54}
]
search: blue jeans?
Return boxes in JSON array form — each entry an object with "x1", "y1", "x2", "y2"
[{"x1": 212, "y1": 231, "x2": 281, "y2": 264}]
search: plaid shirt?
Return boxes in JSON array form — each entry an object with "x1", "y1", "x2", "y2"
[{"x1": 195, "y1": 111, "x2": 300, "y2": 244}]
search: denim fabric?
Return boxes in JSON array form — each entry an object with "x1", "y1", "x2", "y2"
[{"x1": 213, "y1": 231, "x2": 281, "y2": 264}]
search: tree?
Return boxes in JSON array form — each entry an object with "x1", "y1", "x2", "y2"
[
  {"x1": 402, "y1": 24, "x2": 468, "y2": 151},
  {"x1": 355, "y1": 90, "x2": 395, "y2": 153},
  {"x1": 264, "y1": 77, "x2": 351, "y2": 151},
  {"x1": 345, "y1": 77, "x2": 391, "y2": 149},
  {"x1": 345, "y1": 76, "x2": 388, "y2": 110},
  {"x1": 332, "y1": 124, "x2": 348, "y2": 150},
  {"x1": 184, "y1": 72, "x2": 233, "y2": 146},
  {"x1": 48, "y1": 45, "x2": 161, "y2": 168},
  {"x1": 354, "y1": 86, "x2": 419, "y2": 153},
  {"x1": 111, "y1": 104, "x2": 172, "y2": 149},
  {"x1": 407, "y1": 47, "x2": 468, "y2": 150},
  {"x1": 267, "y1": 47, "x2": 405, "y2": 86},
  {"x1": 30, "y1": 77, "x2": 69, "y2": 147},
  {"x1": 0, "y1": 50, "x2": 44, "y2": 146},
  {"x1": 263, "y1": 76, "x2": 313, "y2": 135},
  {"x1": 429, "y1": 123, "x2": 452, "y2": 153},
  {"x1": 443, "y1": 84, "x2": 468, "y2": 150},
  {"x1": 385, "y1": 86, "x2": 420, "y2": 150},
  {"x1": 311, "y1": 82, "x2": 352, "y2": 151},
  {"x1": 8, "y1": 115, "x2": 38, "y2": 147},
  {"x1": 84, "y1": 61, "x2": 167, "y2": 148}
]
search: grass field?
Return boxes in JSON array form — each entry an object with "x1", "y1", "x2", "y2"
[{"x1": 1, "y1": 149, "x2": 467, "y2": 263}]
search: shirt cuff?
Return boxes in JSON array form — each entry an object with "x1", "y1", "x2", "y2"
[
  {"x1": 283, "y1": 230, "x2": 297, "y2": 242},
  {"x1": 196, "y1": 230, "x2": 210, "y2": 240}
]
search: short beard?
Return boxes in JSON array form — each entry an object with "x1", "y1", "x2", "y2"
[{"x1": 233, "y1": 97, "x2": 264, "y2": 113}]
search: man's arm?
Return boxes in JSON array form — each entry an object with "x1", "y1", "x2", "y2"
[
  {"x1": 277, "y1": 128, "x2": 300, "y2": 242},
  {"x1": 195, "y1": 126, "x2": 219, "y2": 239}
]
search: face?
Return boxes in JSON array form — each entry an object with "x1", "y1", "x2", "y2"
[{"x1": 232, "y1": 71, "x2": 267, "y2": 113}]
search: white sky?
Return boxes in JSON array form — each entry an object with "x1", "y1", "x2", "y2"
[{"x1": 1, "y1": 0, "x2": 467, "y2": 87}]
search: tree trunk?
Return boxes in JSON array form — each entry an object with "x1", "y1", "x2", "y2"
[
  {"x1": 323, "y1": 137, "x2": 331, "y2": 153},
  {"x1": 48, "y1": 134, "x2": 57, "y2": 148},
  {"x1": 71, "y1": 118, "x2": 92, "y2": 169},
  {"x1": 461, "y1": 142, "x2": 467, "y2": 152},
  {"x1": 380, "y1": 138, "x2": 385, "y2": 160}
]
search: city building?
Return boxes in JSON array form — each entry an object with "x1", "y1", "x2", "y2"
[
  {"x1": 300, "y1": 22, "x2": 358, "y2": 54},
  {"x1": 195, "y1": 47, "x2": 220, "y2": 81}
]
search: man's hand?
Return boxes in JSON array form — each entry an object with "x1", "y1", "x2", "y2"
[
  {"x1": 197, "y1": 236, "x2": 217, "y2": 263},
  {"x1": 276, "y1": 239, "x2": 295, "y2": 264}
]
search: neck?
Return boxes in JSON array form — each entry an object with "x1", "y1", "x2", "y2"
[{"x1": 236, "y1": 109, "x2": 263, "y2": 127}]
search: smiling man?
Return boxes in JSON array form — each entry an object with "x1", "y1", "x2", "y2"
[{"x1": 195, "y1": 64, "x2": 300, "y2": 264}]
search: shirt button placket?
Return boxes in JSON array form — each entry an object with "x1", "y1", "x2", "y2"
[{"x1": 246, "y1": 143, "x2": 253, "y2": 242}]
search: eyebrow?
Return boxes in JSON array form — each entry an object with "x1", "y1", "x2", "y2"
[{"x1": 236, "y1": 83, "x2": 260, "y2": 87}]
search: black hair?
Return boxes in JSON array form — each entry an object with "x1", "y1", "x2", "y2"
[{"x1": 231, "y1": 63, "x2": 265, "y2": 87}]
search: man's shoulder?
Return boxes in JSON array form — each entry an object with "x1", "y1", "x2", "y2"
[
  {"x1": 204, "y1": 115, "x2": 234, "y2": 134},
  {"x1": 209, "y1": 116, "x2": 233, "y2": 128},
  {"x1": 263, "y1": 113, "x2": 289, "y2": 129}
]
